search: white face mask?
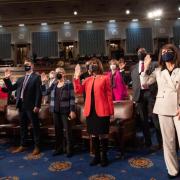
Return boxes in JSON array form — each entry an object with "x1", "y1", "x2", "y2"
[
  {"x1": 49, "y1": 74, "x2": 55, "y2": 79},
  {"x1": 110, "y1": 64, "x2": 116, "y2": 70}
]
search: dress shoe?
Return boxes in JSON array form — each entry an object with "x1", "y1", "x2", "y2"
[
  {"x1": 168, "y1": 172, "x2": 180, "y2": 179},
  {"x1": 12, "y1": 146, "x2": 27, "y2": 153},
  {"x1": 32, "y1": 147, "x2": 40, "y2": 156},
  {"x1": 52, "y1": 150, "x2": 63, "y2": 156},
  {"x1": 89, "y1": 156, "x2": 101, "y2": 166}
]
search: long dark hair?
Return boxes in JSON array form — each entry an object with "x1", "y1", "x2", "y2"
[{"x1": 158, "y1": 44, "x2": 180, "y2": 70}]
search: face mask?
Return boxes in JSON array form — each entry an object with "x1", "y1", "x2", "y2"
[
  {"x1": 56, "y1": 73, "x2": 62, "y2": 80},
  {"x1": 138, "y1": 52, "x2": 147, "y2": 61},
  {"x1": 49, "y1": 74, "x2": 55, "y2": 79},
  {"x1": 110, "y1": 64, "x2": 116, "y2": 70},
  {"x1": 161, "y1": 52, "x2": 174, "y2": 62},
  {"x1": 24, "y1": 65, "x2": 31, "y2": 72},
  {"x1": 89, "y1": 64, "x2": 98, "y2": 73}
]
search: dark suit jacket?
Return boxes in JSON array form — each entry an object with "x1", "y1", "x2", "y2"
[
  {"x1": 131, "y1": 61, "x2": 158, "y2": 102},
  {"x1": 3, "y1": 72, "x2": 42, "y2": 110}
]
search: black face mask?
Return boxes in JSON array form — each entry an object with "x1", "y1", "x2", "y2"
[
  {"x1": 24, "y1": 65, "x2": 31, "y2": 72},
  {"x1": 138, "y1": 52, "x2": 147, "y2": 61},
  {"x1": 56, "y1": 73, "x2": 62, "y2": 80},
  {"x1": 89, "y1": 64, "x2": 98, "y2": 73},
  {"x1": 161, "y1": 52, "x2": 174, "y2": 62}
]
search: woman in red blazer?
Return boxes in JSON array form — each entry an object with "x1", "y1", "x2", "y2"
[{"x1": 74, "y1": 58, "x2": 114, "y2": 167}]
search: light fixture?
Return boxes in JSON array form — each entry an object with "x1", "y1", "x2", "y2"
[
  {"x1": 179, "y1": 7, "x2": 180, "y2": 11},
  {"x1": 64, "y1": 22, "x2": 70, "y2": 25},
  {"x1": 147, "y1": 9, "x2": 163, "y2": 19},
  {"x1": 19, "y1": 24, "x2": 25, "y2": 27},
  {"x1": 109, "y1": 19, "x2": 116, "y2": 23},
  {"x1": 86, "y1": 20, "x2": 93, "y2": 24},
  {"x1": 155, "y1": 18, "x2": 161, "y2": 21},
  {"x1": 0, "y1": 25, "x2": 3, "y2": 28},
  {"x1": 132, "y1": 19, "x2": 138, "y2": 22},
  {"x1": 73, "y1": 11, "x2": 78, "y2": 15},
  {"x1": 177, "y1": 17, "x2": 180, "y2": 20},
  {"x1": 41, "y1": 22, "x2": 47, "y2": 26},
  {"x1": 126, "y1": 9, "x2": 130, "y2": 15}
]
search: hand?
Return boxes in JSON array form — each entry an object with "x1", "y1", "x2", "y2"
[
  {"x1": 119, "y1": 62, "x2": 126, "y2": 70},
  {"x1": 74, "y1": 64, "x2": 81, "y2": 79},
  {"x1": 110, "y1": 115, "x2": 115, "y2": 123},
  {"x1": 41, "y1": 72, "x2": 48, "y2": 83},
  {"x1": 69, "y1": 111, "x2": 76, "y2": 120},
  {"x1": 4, "y1": 69, "x2": 11, "y2": 79},
  {"x1": 33, "y1": 107, "x2": 40, "y2": 113},
  {"x1": 176, "y1": 108, "x2": 180, "y2": 120},
  {"x1": 144, "y1": 54, "x2": 151, "y2": 72}
]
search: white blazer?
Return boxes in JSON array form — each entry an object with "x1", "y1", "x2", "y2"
[{"x1": 141, "y1": 68, "x2": 180, "y2": 116}]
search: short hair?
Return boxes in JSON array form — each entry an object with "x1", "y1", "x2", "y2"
[
  {"x1": 24, "y1": 58, "x2": 34, "y2": 64},
  {"x1": 55, "y1": 67, "x2": 66, "y2": 74},
  {"x1": 89, "y1": 58, "x2": 103, "y2": 74},
  {"x1": 109, "y1": 59, "x2": 119, "y2": 67},
  {"x1": 158, "y1": 44, "x2": 180, "y2": 69}
]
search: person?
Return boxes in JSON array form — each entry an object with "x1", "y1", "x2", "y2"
[
  {"x1": 131, "y1": 48, "x2": 160, "y2": 151},
  {"x1": 48, "y1": 71, "x2": 56, "y2": 87},
  {"x1": 140, "y1": 44, "x2": 180, "y2": 179},
  {"x1": 41, "y1": 68, "x2": 76, "y2": 157},
  {"x1": 79, "y1": 60, "x2": 91, "y2": 82},
  {"x1": 3, "y1": 58, "x2": 42, "y2": 155},
  {"x1": 73, "y1": 58, "x2": 114, "y2": 167},
  {"x1": 107, "y1": 59, "x2": 128, "y2": 101}
]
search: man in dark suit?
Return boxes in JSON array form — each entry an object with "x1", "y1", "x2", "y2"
[
  {"x1": 3, "y1": 58, "x2": 42, "y2": 155},
  {"x1": 131, "y1": 48, "x2": 162, "y2": 150}
]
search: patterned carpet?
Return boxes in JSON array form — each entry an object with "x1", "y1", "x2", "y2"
[{"x1": 0, "y1": 138, "x2": 179, "y2": 180}]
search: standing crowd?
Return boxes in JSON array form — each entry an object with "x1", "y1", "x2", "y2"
[{"x1": 1, "y1": 43, "x2": 180, "y2": 179}]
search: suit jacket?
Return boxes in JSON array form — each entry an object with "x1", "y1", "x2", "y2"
[
  {"x1": 140, "y1": 68, "x2": 180, "y2": 116},
  {"x1": 3, "y1": 72, "x2": 42, "y2": 110},
  {"x1": 131, "y1": 62, "x2": 157, "y2": 102},
  {"x1": 42, "y1": 80, "x2": 75, "y2": 113},
  {"x1": 107, "y1": 70, "x2": 128, "y2": 101},
  {"x1": 73, "y1": 75, "x2": 114, "y2": 117}
]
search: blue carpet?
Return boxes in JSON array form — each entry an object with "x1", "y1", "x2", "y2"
[{"x1": 0, "y1": 138, "x2": 179, "y2": 180}]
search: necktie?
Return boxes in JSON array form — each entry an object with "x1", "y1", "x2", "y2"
[
  {"x1": 141, "y1": 62, "x2": 144, "y2": 73},
  {"x1": 20, "y1": 75, "x2": 29, "y2": 99}
]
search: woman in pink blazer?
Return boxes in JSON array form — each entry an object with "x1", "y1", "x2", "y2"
[{"x1": 107, "y1": 59, "x2": 128, "y2": 101}]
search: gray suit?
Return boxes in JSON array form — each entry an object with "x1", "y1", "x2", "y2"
[
  {"x1": 140, "y1": 67, "x2": 180, "y2": 176},
  {"x1": 131, "y1": 61, "x2": 161, "y2": 147}
]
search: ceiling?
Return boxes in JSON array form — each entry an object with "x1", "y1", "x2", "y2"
[{"x1": 0, "y1": 0, "x2": 179, "y2": 26}]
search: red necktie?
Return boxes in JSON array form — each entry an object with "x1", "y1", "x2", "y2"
[{"x1": 141, "y1": 62, "x2": 144, "y2": 72}]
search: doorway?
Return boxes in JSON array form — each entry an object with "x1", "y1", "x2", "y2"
[
  {"x1": 59, "y1": 41, "x2": 74, "y2": 60},
  {"x1": 16, "y1": 44, "x2": 29, "y2": 65}
]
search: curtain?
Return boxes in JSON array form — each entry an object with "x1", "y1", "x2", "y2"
[
  {"x1": 79, "y1": 30, "x2": 105, "y2": 56},
  {"x1": 0, "y1": 33, "x2": 11, "y2": 59},
  {"x1": 173, "y1": 26, "x2": 180, "y2": 47},
  {"x1": 32, "y1": 31, "x2": 58, "y2": 57},
  {"x1": 126, "y1": 28, "x2": 153, "y2": 54}
]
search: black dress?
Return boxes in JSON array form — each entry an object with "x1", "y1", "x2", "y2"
[{"x1": 86, "y1": 81, "x2": 110, "y2": 135}]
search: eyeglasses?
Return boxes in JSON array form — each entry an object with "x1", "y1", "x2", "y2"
[{"x1": 162, "y1": 49, "x2": 174, "y2": 54}]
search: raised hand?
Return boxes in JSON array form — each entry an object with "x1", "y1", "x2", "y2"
[
  {"x1": 144, "y1": 54, "x2": 151, "y2": 72},
  {"x1": 41, "y1": 72, "x2": 48, "y2": 83},
  {"x1": 4, "y1": 69, "x2": 11, "y2": 79},
  {"x1": 74, "y1": 64, "x2": 81, "y2": 79}
]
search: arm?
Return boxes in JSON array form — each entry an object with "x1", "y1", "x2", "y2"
[
  {"x1": 34, "y1": 75, "x2": 42, "y2": 108},
  {"x1": 3, "y1": 78, "x2": 18, "y2": 91},
  {"x1": 69, "y1": 82, "x2": 75, "y2": 112},
  {"x1": 73, "y1": 78, "x2": 85, "y2": 94},
  {"x1": 41, "y1": 83, "x2": 55, "y2": 96},
  {"x1": 105, "y1": 76, "x2": 114, "y2": 115}
]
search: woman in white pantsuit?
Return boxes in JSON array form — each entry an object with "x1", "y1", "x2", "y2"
[{"x1": 141, "y1": 44, "x2": 180, "y2": 179}]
